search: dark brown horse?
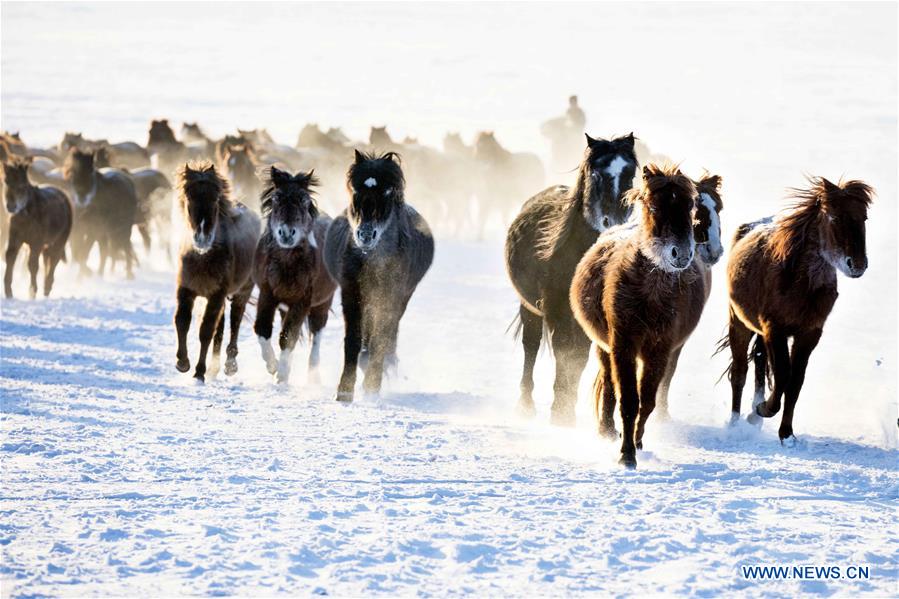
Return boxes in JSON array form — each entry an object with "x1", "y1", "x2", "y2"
[
  {"x1": 253, "y1": 166, "x2": 337, "y2": 384},
  {"x1": 570, "y1": 164, "x2": 698, "y2": 468},
  {"x1": 324, "y1": 150, "x2": 434, "y2": 402},
  {"x1": 3, "y1": 159, "x2": 73, "y2": 298},
  {"x1": 175, "y1": 162, "x2": 260, "y2": 382},
  {"x1": 506, "y1": 133, "x2": 637, "y2": 425},
  {"x1": 725, "y1": 177, "x2": 873, "y2": 444}
]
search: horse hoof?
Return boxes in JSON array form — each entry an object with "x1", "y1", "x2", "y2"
[
  {"x1": 193, "y1": 373, "x2": 205, "y2": 384},
  {"x1": 516, "y1": 399, "x2": 537, "y2": 419},
  {"x1": 265, "y1": 361, "x2": 277, "y2": 375},
  {"x1": 307, "y1": 369, "x2": 322, "y2": 386},
  {"x1": 224, "y1": 359, "x2": 238, "y2": 376},
  {"x1": 335, "y1": 391, "x2": 354, "y2": 404},
  {"x1": 728, "y1": 412, "x2": 742, "y2": 427},
  {"x1": 780, "y1": 434, "x2": 800, "y2": 448},
  {"x1": 176, "y1": 359, "x2": 190, "y2": 373},
  {"x1": 618, "y1": 453, "x2": 637, "y2": 469},
  {"x1": 549, "y1": 409, "x2": 576, "y2": 428},
  {"x1": 636, "y1": 440, "x2": 644, "y2": 450},
  {"x1": 598, "y1": 420, "x2": 618, "y2": 439},
  {"x1": 746, "y1": 409, "x2": 763, "y2": 427},
  {"x1": 655, "y1": 409, "x2": 671, "y2": 422}
]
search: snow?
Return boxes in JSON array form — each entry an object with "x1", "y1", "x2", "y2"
[
  {"x1": 1, "y1": 1, "x2": 897, "y2": 596},
  {"x1": 1, "y1": 239, "x2": 896, "y2": 596}
]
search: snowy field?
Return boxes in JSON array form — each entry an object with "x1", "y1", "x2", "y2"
[{"x1": 2, "y1": 1, "x2": 898, "y2": 597}]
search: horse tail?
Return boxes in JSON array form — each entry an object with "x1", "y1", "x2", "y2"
[{"x1": 713, "y1": 329, "x2": 735, "y2": 384}]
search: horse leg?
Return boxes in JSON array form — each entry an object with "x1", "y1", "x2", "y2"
[
  {"x1": 124, "y1": 238, "x2": 136, "y2": 280},
  {"x1": 779, "y1": 328, "x2": 822, "y2": 443},
  {"x1": 26, "y1": 243, "x2": 40, "y2": 299},
  {"x1": 362, "y1": 312, "x2": 399, "y2": 398},
  {"x1": 655, "y1": 346, "x2": 682, "y2": 421},
  {"x1": 517, "y1": 304, "x2": 542, "y2": 418},
  {"x1": 728, "y1": 312, "x2": 754, "y2": 422},
  {"x1": 138, "y1": 223, "x2": 152, "y2": 254},
  {"x1": 174, "y1": 286, "x2": 196, "y2": 373},
  {"x1": 335, "y1": 282, "x2": 363, "y2": 402},
  {"x1": 751, "y1": 336, "x2": 768, "y2": 410},
  {"x1": 306, "y1": 300, "x2": 331, "y2": 385},
  {"x1": 548, "y1": 317, "x2": 590, "y2": 427},
  {"x1": 98, "y1": 237, "x2": 108, "y2": 277},
  {"x1": 635, "y1": 345, "x2": 671, "y2": 450},
  {"x1": 751, "y1": 330, "x2": 790, "y2": 421},
  {"x1": 194, "y1": 290, "x2": 226, "y2": 382},
  {"x1": 224, "y1": 283, "x2": 252, "y2": 376},
  {"x1": 276, "y1": 302, "x2": 309, "y2": 384},
  {"x1": 208, "y1": 311, "x2": 225, "y2": 380},
  {"x1": 611, "y1": 341, "x2": 639, "y2": 468},
  {"x1": 42, "y1": 243, "x2": 64, "y2": 297},
  {"x1": 4, "y1": 235, "x2": 23, "y2": 298},
  {"x1": 595, "y1": 347, "x2": 617, "y2": 438},
  {"x1": 253, "y1": 287, "x2": 279, "y2": 375}
]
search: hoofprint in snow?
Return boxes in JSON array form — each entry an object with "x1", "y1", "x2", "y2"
[{"x1": 1, "y1": 241, "x2": 896, "y2": 597}]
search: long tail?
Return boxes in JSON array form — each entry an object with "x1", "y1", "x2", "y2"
[{"x1": 713, "y1": 330, "x2": 772, "y2": 391}]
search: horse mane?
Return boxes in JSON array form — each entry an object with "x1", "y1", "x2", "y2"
[
  {"x1": 534, "y1": 155, "x2": 594, "y2": 261},
  {"x1": 347, "y1": 150, "x2": 405, "y2": 198},
  {"x1": 769, "y1": 176, "x2": 874, "y2": 275},
  {"x1": 694, "y1": 171, "x2": 723, "y2": 211},
  {"x1": 177, "y1": 161, "x2": 235, "y2": 215},
  {"x1": 635, "y1": 163, "x2": 696, "y2": 201},
  {"x1": 260, "y1": 167, "x2": 320, "y2": 218}
]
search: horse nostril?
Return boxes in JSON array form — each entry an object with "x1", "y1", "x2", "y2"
[
  {"x1": 846, "y1": 257, "x2": 854, "y2": 269},
  {"x1": 371, "y1": 229, "x2": 377, "y2": 240},
  {"x1": 602, "y1": 216, "x2": 610, "y2": 228},
  {"x1": 290, "y1": 228, "x2": 297, "y2": 237},
  {"x1": 671, "y1": 247, "x2": 679, "y2": 259}
]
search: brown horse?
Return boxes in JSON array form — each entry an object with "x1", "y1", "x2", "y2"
[
  {"x1": 175, "y1": 162, "x2": 260, "y2": 382},
  {"x1": 3, "y1": 159, "x2": 73, "y2": 299},
  {"x1": 570, "y1": 164, "x2": 698, "y2": 468},
  {"x1": 253, "y1": 166, "x2": 336, "y2": 385},
  {"x1": 725, "y1": 177, "x2": 874, "y2": 444}
]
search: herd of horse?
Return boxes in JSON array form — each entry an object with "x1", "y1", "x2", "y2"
[{"x1": 0, "y1": 123, "x2": 874, "y2": 469}]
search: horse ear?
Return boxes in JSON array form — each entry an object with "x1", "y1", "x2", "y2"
[
  {"x1": 270, "y1": 165, "x2": 288, "y2": 186},
  {"x1": 624, "y1": 132, "x2": 635, "y2": 147},
  {"x1": 354, "y1": 149, "x2": 366, "y2": 164},
  {"x1": 585, "y1": 133, "x2": 597, "y2": 148},
  {"x1": 703, "y1": 174, "x2": 722, "y2": 190},
  {"x1": 821, "y1": 177, "x2": 840, "y2": 194}
]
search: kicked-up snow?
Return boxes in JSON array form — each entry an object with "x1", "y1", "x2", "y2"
[{"x1": 1, "y1": 240, "x2": 896, "y2": 596}]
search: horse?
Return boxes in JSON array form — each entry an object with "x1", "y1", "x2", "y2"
[
  {"x1": 222, "y1": 144, "x2": 262, "y2": 209},
  {"x1": 323, "y1": 150, "x2": 434, "y2": 402},
  {"x1": 505, "y1": 133, "x2": 637, "y2": 425},
  {"x1": 570, "y1": 163, "x2": 698, "y2": 468},
  {"x1": 174, "y1": 162, "x2": 260, "y2": 382},
  {"x1": 253, "y1": 166, "x2": 337, "y2": 384},
  {"x1": 147, "y1": 119, "x2": 209, "y2": 177},
  {"x1": 181, "y1": 122, "x2": 211, "y2": 145},
  {"x1": 474, "y1": 131, "x2": 545, "y2": 234},
  {"x1": 724, "y1": 177, "x2": 873, "y2": 444},
  {"x1": 2, "y1": 158, "x2": 73, "y2": 298},
  {"x1": 63, "y1": 149, "x2": 139, "y2": 277},
  {"x1": 57, "y1": 132, "x2": 149, "y2": 170},
  {"x1": 581, "y1": 171, "x2": 724, "y2": 433},
  {"x1": 128, "y1": 168, "x2": 173, "y2": 255}
]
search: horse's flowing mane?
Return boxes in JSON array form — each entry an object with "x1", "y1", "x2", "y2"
[
  {"x1": 178, "y1": 161, "x2": 235, "y2": 215},
  {"x1": 768, "y1": 176, "x2": 873, "y2": 276},
  {"x1": 534, "y1": 154, "x2": 595, "y2": 261},
  {"x1": 629, "y1": 162, "x2": 696, "y2": 205}
]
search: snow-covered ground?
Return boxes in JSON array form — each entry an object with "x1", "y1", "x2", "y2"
[
  {"x1": 1, "y1": 239, "x2": 897, "y2": 596},
  {"x1": 2, "y1": 1, "x2": 897, "y2": 597}
]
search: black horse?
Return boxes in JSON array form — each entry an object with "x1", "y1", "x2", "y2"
[
  {"x1": 505, "y1": 133, "x2": 637, "y2": 425},
  {"x1": 323, "y1": 150, "x2": 434, "y2": 403},
  {"x1": 64, "y1": 149, "x2": 139, "y2": 277}
]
